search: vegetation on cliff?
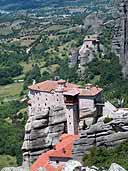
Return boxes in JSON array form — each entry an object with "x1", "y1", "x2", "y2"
[
  {"x1": 0, "y1": 101, "x2": 27, "y2": 167},
  {"x1": 83, "y1": 140, "x2": 128, "y2": 170}
]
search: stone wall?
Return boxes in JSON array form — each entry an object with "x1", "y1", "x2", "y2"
[
  {"x1": 73, "y1": 116, "x2": 128, "y2": 161},
  {"x1": 22, "y1": 106, "x2": 67, "y2": 165}
]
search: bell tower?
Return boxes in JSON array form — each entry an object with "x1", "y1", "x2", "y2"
[{"x1": 63, "y1": 90, "x2": 79, "y2": 135}]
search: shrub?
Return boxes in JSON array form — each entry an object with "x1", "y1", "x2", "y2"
[
  {"x1": 83, "y1": 140, "x2": 128, "y2": 170},
  {"x1": 104, "y1": 117, "x2": 113, "y2": 123}
]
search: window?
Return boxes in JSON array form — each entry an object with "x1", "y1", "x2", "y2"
[
  {"x1": 45, "y1": 103, "x2": 47, "y2": 106},
  {"x1": 62, "y1": 148, "x2": 66, "y2": 154},
  {"x1": 69, "y1": 122, "x2": 71, "y2": 125},
  {"x1": 56, "y1": 160, "x2": 59, "y2": 164},
  {"x1": 86, "y1": 45, "x2": 89, "y2": 48}
]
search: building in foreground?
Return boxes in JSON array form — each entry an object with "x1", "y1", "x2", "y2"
[
  {"x1": 22, "y1": 79, "x2": 103, "y2": 169},
  {"x1": 28, "y1": 80, "x2": 103, "y2": 134},
  {"x1": 31, "y1": 134, "x2": 79, "y2": 171}
]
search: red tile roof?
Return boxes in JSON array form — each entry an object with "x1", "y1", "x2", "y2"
[
  {"x1": 31, "y1": 134, "x2": 79, "y2": 171},
  {"x1": 63, "y1": 89, "x2": 80, "y2": 96},
  {"x1": 28, "y1": 80, "x2": 79, "y2": 93},
  {"x1": 28, "y1": 80, "x2": 102, "y2": 96},
  {"x1": 79, "y1": 86, "x2": 103, "y2": 96}
]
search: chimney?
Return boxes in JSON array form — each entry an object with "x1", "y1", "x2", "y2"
[
  {"x1": 85, "y1": 83, "x2": 93, "y2": 90},
  {"x1": 57, "y1": 79, "x2": 66, "y2": 90},
  {"x1": 32, "y1": 79, "x2": 36, "y2": 85}
]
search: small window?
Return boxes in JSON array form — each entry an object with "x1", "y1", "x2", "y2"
[
  {"x1": 69, "y1": 122, "x2": 71, "y2": 125},
  {"x1": 56, "y1": 160, "x2": 59, "y2": 164},
  {"x1": 45, "y1": 103, "x2": 47, "y2": 106},
  {"x1": 62, "y1": 148, "x2": 66, "y2": 154},
  {"x1": 86, "y1": 45, "x2": 89, "y2": 48},
  {"x1": 57, "y1": 99, "x2": 59, "y2": 101},
  {"x1": 46, "y1": 98, "x2": 47, "y2": 101},
  {"x1": 37, "y1": 97, "x2": 39, "y2": 100}
]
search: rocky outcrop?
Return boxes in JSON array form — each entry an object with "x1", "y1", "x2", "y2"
[
  {"x1": 62, "y1": 160, "x2": 82, "y2": 171},
  {"x1": 69, "y1": 48, "x2": 79, "y2": 67},
  {"x1": 81, "y1": 163, "x2": 127, "y2": 171},
  {"x1": 1, "y1": 166, "x2": 29, "y2": 171},
  {"x1": 113, "y1": 0, "x2": 128, "y2": 79},
  {"x1": 22, "y1": 106, "x2": 67, "y2": 164},
  {"x1": 73, "y1": 116, "x2": 128, "y2": 161},
  {"x1": 109, "y1": 163, "x2": 127, "y2": 171}
]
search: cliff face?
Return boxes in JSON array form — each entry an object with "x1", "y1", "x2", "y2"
[
  {"x1": 119, "y1": 0, "x2": 128, "y2": 78},
  {"x1": 113, "y1": 0, "x2": 128, "y2": 79},
  {"x1": 73, "y1": 116, "x2": 128, "y2": 161},
  {"x1": 22, "y1": 106, "x2": 67, "y2": 165}
]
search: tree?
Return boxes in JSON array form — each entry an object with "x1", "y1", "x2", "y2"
[{"x1": 23, "y1": 64, "x2": 41, "y2": 89}]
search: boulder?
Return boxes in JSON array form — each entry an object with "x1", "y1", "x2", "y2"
[
  {"x1": 62, "y1": 160, "x2": 82, "y2": 171},
  {"x1": 1, "y1": 166, "x2": 29, "y2": 171},
  {"x1": 109, "y1": 163, "x2": 127, "y2": 171}
]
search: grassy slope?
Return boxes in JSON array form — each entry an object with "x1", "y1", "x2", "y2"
[
  {"x1": 0, "y1": 82, "x2": 23, "y2": 102},
  {"x1": 0, "y1": 155, "x2": 17, "y2": 169}
]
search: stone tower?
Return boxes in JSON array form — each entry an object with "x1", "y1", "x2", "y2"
[{"x1": 63, "y1": 90, "x2": 80, "y2": 135}]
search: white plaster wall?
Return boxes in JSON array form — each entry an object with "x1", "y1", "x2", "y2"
[
  {"x1": 50, "y1": 160, "x2": 68, "y2": 167},
  {"x1": 66, "y1": 106, "x2": 74, "y2": 134},
  {"x1": 29, "y1": 90, "x2": 65, "y2": 115},
  {"x1": 54, "y1": 92, "x2": 65, "y2": 106},
  {"x1": 79, "y1": 96, "x2": 94, "y2": 111},
  {"x1": 66, "y1": 104, "x2": 78, "y2": 135},
  {"x1": 84, "y1": 41, "x2": 93, "y2": 48}
]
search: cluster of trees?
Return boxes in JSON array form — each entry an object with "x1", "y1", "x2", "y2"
[
  {"x1": 23, "y1": 60, "x2": 79, "y2": 90},
  {"x1": 0, "y1": 64, "x2": 23, "y2": 85},
  {"x1": 0, "y1": 44, "x2": 28, "y2": 85},
  {"x1": 83, "y1": 140, "x2": 128, "y2": 170},
  {"x1": 0, "y1": 100, "x2": 27, "y2": 165}
]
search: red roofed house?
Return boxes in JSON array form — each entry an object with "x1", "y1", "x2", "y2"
[
  {"x1": 28, "y1": 80, "x2": 103, "y2": 132},
  {"x1": 31, "y1": 134, "x2": 79, "y2": 171}
]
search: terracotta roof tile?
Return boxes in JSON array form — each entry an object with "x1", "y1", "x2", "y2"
[
  {"x1": 79, "y1": 87, "x2": 103, "y2": 96},
  {"x1": 31, "y1": 134, "x2": 79, "y2": 171},
  {"x1": 63, "y1": 89, "x2": 80, "y2": 96},
  {"x1": 28, "y1": 80, "x2": 79, "y2": 93},
  {"x1": 28, "y1": 80, "x2": 102, "y2": 96}
]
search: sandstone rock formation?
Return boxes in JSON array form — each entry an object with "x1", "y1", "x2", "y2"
[
  {"x1": 62, "y1": 160, "x2": 82, "y2": 171},
  {"x1": 69, "y1": 48, "x2": 79, "y2": 67},
  {"x1": 1, "y1": 166, "x2": 29, "y2": 171},
  {"x1": 73, "y1": 116, "x2": 128, "y2": 161},
  {"x1": 113, "y1": 0, "x2": 128, "y2": 79},
  {"x1": 109, "y1": 163, "x2": 127, "y2": 171},
  {"x1": 22, "y1": 106, "x2": 67, "y2": 164}
]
